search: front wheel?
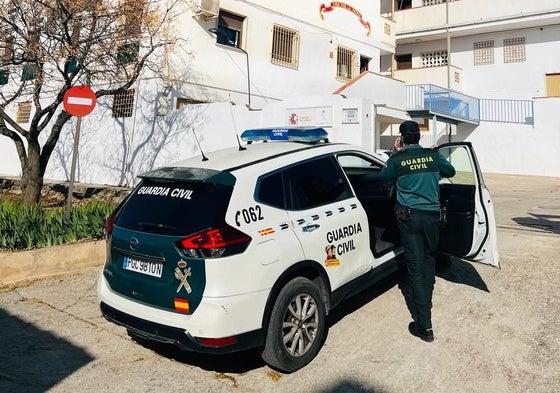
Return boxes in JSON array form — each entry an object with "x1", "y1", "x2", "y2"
[{"x1": 261, "y1": 277, "x2": 326, "y2": 373}]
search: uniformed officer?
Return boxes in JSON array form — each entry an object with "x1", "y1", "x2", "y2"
[{"x1": 380, "y1": 120, "x2": 456, "y2": 342}]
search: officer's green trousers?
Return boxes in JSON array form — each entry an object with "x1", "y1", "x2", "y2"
[{"x1": 397, "y1": 206, "x2": 441, "y2": 331}]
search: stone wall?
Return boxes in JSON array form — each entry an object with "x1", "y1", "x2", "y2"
[{"x1": 0, "y1": 176, "x2": 131, "y2": 207}]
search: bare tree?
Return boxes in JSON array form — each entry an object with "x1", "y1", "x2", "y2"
[{"x1": 0, "y1": 0, "x2": 182, "y2": 204}]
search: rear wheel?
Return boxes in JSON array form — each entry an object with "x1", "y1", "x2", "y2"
[{"x1": 261, "y1": 277, "x2": 326, "y2": 373}]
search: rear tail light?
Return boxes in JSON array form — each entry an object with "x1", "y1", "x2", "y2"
[
  {"x1": 105, "y1": 213, "x2": 116, "y2": 236},
  {"x1": 176, "y1": 225, "x2": 252, "y2": 258}
]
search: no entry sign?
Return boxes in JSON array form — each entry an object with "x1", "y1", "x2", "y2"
[{"x1": 63, "y1": 86, "x2": 97, "y2": 117}]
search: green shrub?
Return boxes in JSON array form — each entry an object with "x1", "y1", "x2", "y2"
[{"x1": 0, "y1": 200, "x2": 117, "y2": 251}]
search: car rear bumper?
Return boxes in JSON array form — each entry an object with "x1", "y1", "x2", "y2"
[
  {"x1": 97, "y1": 270, "x2": 267, "y2": 353},
  {"x1": 99, "y1": 301, "x2": 264, "y2": 354}
]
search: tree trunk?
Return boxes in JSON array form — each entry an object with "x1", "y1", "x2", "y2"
[{"x1": 20, "y1": 141, "x2": 43, "y2": 205}]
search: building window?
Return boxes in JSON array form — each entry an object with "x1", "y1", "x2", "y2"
[
  {"x1": 216, "y1": 10, "x2": 245, "y2": 48},
  {"x1": 545, "y1": 73, "x2": 560, "y2": 97},
  {"x1": 396, "y1": 0, "x2": 412, "y2": 9},
  {"x1": 112, "y1": 89, "x2": 135, "y2": 118},
  {"x1": 0, "y1": 70, "x2": 8, "y2": 85},
  {"x1": 504, "y1": 37, "x2": 526, "y2": 63},
  {"x1": 21, "y1": 64, "x2": 38, "y2": 81},
  {"x1": 473, "y1": 40, "x2": 494, "y2": 65},
  {"x1": 271, "y1": 24, "x2": 300, "y2": 69},
  {"x1": 115, "y1": 0, "x2": 143, "y2": 65},
  {"x1": 422, "y1": 0, "x2": 446, "y2": 5},
  {"x1": 65, "y1": 57, "x2": 78, "y2": 74},
  {"x1": 360, "y1": 55, "x2": 371, "y2": 73},
  {"x1": 421, "y1": 50, "x2": 447, "y2": 67},
  {"x1": 117, "y1": 42, "x2": 140, "y2": 65},
  {"x1": 16, "y1": 102, "x2": 32, "y2": 123},
  {"x1": 336, "y1": 46, "x2": 357, "y2": 81},
  {"x1": 396, "y1": 54, "x2": 412, "y2": 70}
]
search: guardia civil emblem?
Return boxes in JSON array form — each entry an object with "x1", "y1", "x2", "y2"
[{"x1": 174, "y1": 260, "x2": 192, "y2": 294}]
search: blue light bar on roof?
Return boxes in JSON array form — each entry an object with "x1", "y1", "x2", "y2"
[{"x1": 240, "y1": 128, "x2": 329, "y2": 144}]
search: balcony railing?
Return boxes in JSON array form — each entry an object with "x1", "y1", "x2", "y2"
[
  {"x1": 406, "y1": 84, "x2": 480, "y2": 123},
  {"x1": 479, "y1": 99, "x2": 534, "y2": 125},
  {"x1": 406, "y1": 84, "x2": 535, "y2": 125}
]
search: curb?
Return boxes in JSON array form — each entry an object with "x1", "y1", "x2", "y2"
[{"x1": 0, "y1": 240, "x2": 105, "y2": 287}]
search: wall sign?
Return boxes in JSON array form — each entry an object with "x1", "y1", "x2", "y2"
[
  {"x1": 342, "y1": 108, "x2": 360, "y2": 124},
  {"x1": 287, "y1": 107, "x2": 332, "y2": 127}
]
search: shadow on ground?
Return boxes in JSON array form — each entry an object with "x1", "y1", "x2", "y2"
[
  {"x1": 513, "y1": 213, "x2": 560, "y2": 235},
  {"x1": 0, "y1": 309, "x2": 94, "y2": 393},
  {"x1": 312, "y1": 379, "x2": 390, "y2": 393},
  {"x1": 128, "y1": 258, "x2": 488, "y2": 375},
  {"x1": 436, "y1": 256, "x2": 490, "y2": 292}
]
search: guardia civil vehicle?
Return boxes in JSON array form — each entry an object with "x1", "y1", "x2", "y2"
[{"x1": 98, "y1": 128, "x2": 499, "y2": 372}]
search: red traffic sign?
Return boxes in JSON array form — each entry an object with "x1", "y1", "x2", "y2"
[{"x1": 63, "y1": 86, "x2": 97, "y2": 117}]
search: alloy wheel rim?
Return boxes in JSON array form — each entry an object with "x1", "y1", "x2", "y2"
[{"x1": 282, "y1": 293, "x2": 318, "y2": 357}]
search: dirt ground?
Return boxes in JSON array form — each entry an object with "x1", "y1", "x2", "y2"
[{"x1": 0, "y1": 173, "x2": 559, "y2": 393}]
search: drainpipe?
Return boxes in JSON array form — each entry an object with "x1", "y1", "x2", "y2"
[
  {"x1": 446, "y1": 0, "x2": 452, "y2": 143},
  {"x1": 446, "y1": 0, "x2": 451, "y2": 90}
]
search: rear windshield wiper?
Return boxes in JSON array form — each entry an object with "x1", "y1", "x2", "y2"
[{"x1": 137, "y1": 222, "x2": 176, "y2": 231}]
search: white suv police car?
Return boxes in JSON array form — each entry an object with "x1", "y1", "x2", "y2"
[{"x1": 98, "y1": 128, "x2": 499, "y2": 372}]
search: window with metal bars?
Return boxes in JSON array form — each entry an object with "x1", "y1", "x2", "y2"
[
  {"x1": 336, "y1": 46, "x2": 356, "y2": 80},
  {"x1": 421, "y1": 50, "x2": 447, "y2": 67},
  {"x1": 422, "y1": 0, "x2": 446, "y2": 5},
  {"x1": 16, "y1": 102, "x2": 32, "y2": 123},
  {"x1": 271, "y1": 24, "x2": 300, "y2": 69},
  {"x1": 112, "y1": 89, "x2": 135, "y2": 118},
  {"x1": 473, "y1": 40, "x2": 494, "y2": 65},
  {"x1": 503, "y1": 37, "x2": 525, "y2": 63}
]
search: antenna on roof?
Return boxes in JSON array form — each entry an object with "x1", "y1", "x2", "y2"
[
  {"x1": 229, "y1": 102, "x2": 247, "y2": 151},
  {"x1": 191, "y1": 127, "x2": 208, "y2": 161}
]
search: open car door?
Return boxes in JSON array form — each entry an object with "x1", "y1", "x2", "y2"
[{"x1": 437, "y1": 142, "x2": 500, "y2": 268}]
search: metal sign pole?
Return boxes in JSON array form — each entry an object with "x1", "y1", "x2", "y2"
[{"x1": 65, "y1": 116, "x2": 82, "y2": 220}]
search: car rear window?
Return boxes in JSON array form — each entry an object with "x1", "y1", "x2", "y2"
[{"x1": 115, "y1": 179, "x2": 233, "y2": 236}]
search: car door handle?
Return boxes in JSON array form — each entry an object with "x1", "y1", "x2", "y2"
[{"x1": 302, "y1": 224, "x2": 320, "y2": 232}]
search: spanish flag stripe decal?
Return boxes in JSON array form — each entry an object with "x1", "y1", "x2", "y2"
[
  {"x1": 258, "y1": 228, "x2": 275, "y2": 236},
  {"x1": 174, "y1": 298, "x2": 190, "y2": 313}
]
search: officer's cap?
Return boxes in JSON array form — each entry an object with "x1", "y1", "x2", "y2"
[{"x1": 399, "y1": 120, "x2": 420, "y2": 135}]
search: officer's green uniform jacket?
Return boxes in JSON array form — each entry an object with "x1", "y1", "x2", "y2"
[{"x1": 380, "y1": 145, "x2": 456, "y2": 211}]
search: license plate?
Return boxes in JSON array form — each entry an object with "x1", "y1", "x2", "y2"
[{"x1": 123, "y1": 256, "x2": 163, "y2": 278}]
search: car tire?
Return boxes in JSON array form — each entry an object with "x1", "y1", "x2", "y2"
[{"x1": 261, "y1": 277, "x2": 326, "y2": 373}]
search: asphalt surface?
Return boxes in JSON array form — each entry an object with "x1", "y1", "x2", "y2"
[{"x1": 1, "y1": 173, "x2": 559, "y2": 393}]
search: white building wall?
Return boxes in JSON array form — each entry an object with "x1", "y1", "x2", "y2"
[
  {"x1": 172, "y1": 0, "x2": 389, "y2": 107},
  {"x1": 392, "y1": 1, "x2": 560, "y2": 177},
  {"x1": 2, "y1": 0, "x2": 560, "y2": 185},
  {"x1": 450, "y1": 26, "x2": 560, "y2": 99}
]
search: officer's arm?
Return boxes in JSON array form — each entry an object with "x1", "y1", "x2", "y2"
[{"x1": 438, "y1": 152, "x2": 456, "y2": 178}]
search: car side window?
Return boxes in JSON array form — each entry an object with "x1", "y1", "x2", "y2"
[
  {"x1": 285, "y1": 156, "x2": 353, "y2": 210},
  {"x1": 438, "y1": 146, "x2": 476, "y2": 185},
  {"x1": 257, "y1": 171, "x2": 286, "y2": 208}
]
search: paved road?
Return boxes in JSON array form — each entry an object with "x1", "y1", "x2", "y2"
[{"x1": 1, "y1": 174, "x2": 559, "y2": 393}]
